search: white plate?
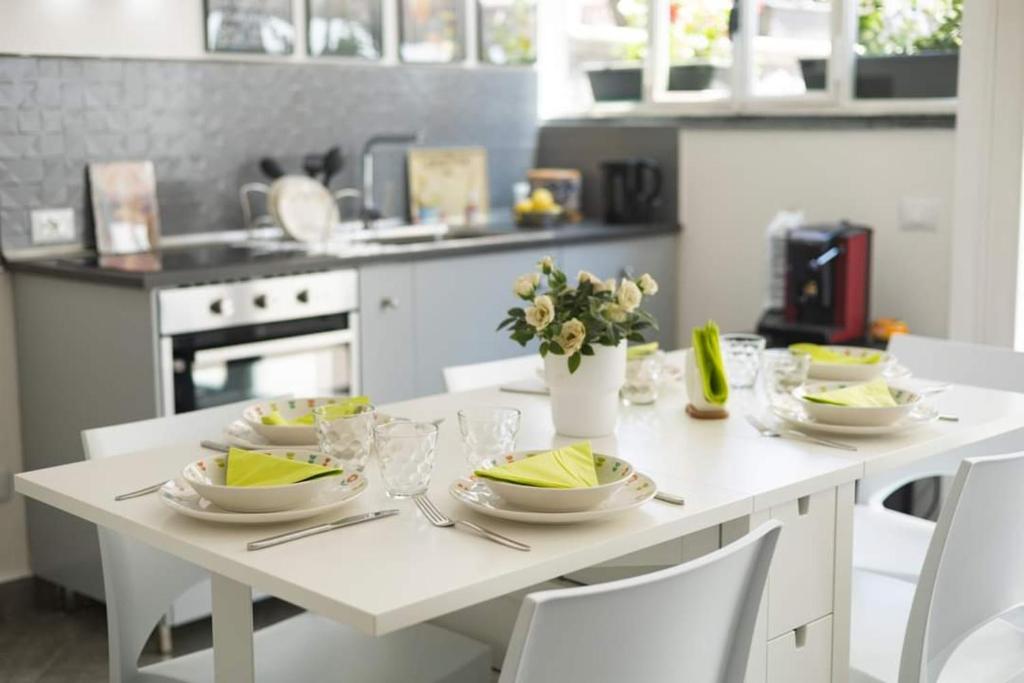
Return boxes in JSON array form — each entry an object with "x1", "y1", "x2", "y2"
[
  {"x1": 772, "y1": 402, "x2": 939, "y2": 436},
  {"x1": 268, "y1": 175, "x2": 339, "y2": 243},
  {"x1": 158, "y1": 473, "x2": 367, "y2": 524},
  {"x1": 805, "y1": 346, "x2": 893, "y2": 382},
  {"x1": 794, "y1": 382, "x2": 922, "y2": 427},
  {"x1": 478, "y1": 452, "x2": 634, "y2": 512},
  {"x1": 449, "y1": 471, "x2": 657, "y2": 524}
]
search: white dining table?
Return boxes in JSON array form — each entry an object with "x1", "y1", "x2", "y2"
[{"x1": 16, "y1": 349, "x2": 1024, "y2": 683}]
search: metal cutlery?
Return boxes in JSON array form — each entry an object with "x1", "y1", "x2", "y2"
[
  {"x1": 938, "y1": 415, "x2": 960, "y2": 422},
  {"x1": 745, "y1": 414, "x2": 858, "y2": 452},
  {"x1": 200, "y1": 440, "x2": 230, "y2": 452},
  {"x1": 247, "y1": 509, "x2": 399, "y2": 551},
  {"x1": 654, "y1": 491, "x2": 686, "y2": 506},
  {"x1": 413, "y1": 495, "x2": 530, "y2": 551}
]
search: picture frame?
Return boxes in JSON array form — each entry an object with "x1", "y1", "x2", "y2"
[
  {"x1": 307, "y1": 0, "x2": 383, "y2": 59},
  {"x1": 205, "y1": 0, "x2": 295, "y2": 55},
  {"x1": 407, "y1": 147, "x2": 490, "y2": 227},
  {"x1": 88, "y1": 161, "x2": 162, "y2": 256}
]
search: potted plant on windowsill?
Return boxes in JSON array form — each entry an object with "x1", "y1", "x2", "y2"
[
  {"x1": 498, "y1": 256, "x2": 659, "y2": 437},
  {"x1": 800, "y1": 0, "x2": 961, "y2": 98}
]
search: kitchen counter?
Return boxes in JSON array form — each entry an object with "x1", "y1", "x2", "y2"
[{"x1": 3, "y1": 220, "x2": 679, "y2": 289}]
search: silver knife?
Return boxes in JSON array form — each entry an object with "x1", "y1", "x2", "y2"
[
  {"x1": 780, "y1": 427, "x2": 858, "y2": 452},
  {"x1": 247, "y1": 509, "x2": 399, "y2": 551}
]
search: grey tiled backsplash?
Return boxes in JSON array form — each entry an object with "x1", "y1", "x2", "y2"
[{"x1": 0, "y1": 56, "x2": 537, "y2": 254}]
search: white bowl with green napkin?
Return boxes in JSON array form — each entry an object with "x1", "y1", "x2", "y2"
[
  {"x1": 243, "y1": 396, "x2": 371, "y2": 445},
  {"x1": 791, "y1": 344, "x2": 893, "y2": 382},
  {"x1": 473, "y1": 442, "x2": 634, "y2": 512},
  {"x1": 794, "y1": 379, "x2": 922, "y2": 427},
  {"x1": 182, "y1": 447, "x2": 350, "y2": 512}
]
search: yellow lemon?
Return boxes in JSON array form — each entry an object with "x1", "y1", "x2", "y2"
[
  {"x1": 530, "y1": 188, "x2": 556, "y2": 210},
  {"x1": 515, "y1": 199, "x2": 534, "y2": 215}
]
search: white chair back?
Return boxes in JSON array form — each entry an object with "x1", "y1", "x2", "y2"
[
  {"x1": 82, "y1": 399, "x2": 259, "y2": 683},
  {"x1": 899, "y1": 451, "x2": 1024, "y2": 682},
  {"x1": 443, "y1": 354, "x2": 542, "y2": 393},
  {"x1": 498, "y1": 521, "x2": 782, "y2": 683}
]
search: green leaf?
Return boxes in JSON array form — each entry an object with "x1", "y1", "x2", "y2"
[
  {"x1": 548, "y1": 341, "x2": 565, "y2": 355},
  {"x1": 581, "y1": 344, "x2": 594, "y2": 356},
  {"x1": 568, "y1": 352, "x2": 582, "y2": 374},
  {"x1": 507, "y1": 307, "x2": 525, "y2": 317},
  {"x1": 539, "y1": 341, "x2": 549, "y2": 357},
  {"x1": 496, "y1": 317, "x2": 516, "y2": 331},
  {"x1": 627, "y1": 332, "x2": 645, "y2": 342}
]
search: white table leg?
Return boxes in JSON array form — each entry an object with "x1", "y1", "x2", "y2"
[
  {"x1": 211, "y1": 573, "x2": 255, "y2": 683},
  {"x1": 831, "y1": 481, "x2": 855, "y2": 683}
]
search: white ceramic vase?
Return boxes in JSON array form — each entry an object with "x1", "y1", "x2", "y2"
[{"x1": 544, "y1": 341, "x2": 627, "y2": 437}]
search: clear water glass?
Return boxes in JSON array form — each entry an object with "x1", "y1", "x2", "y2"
[
  {"x1": 721, "y1": 333, "x2": 767, "y2": 389},
  {"x1": 374, "y1": 421, "x2": 439, "y2": 498},
  {"x1": 457, "y1": 406, "x2": 521, "y2": 470},
  {"x1": 757, "y1": 349, "x2": 811, "y2": 408},
  {"x1": 314, "y1": 403, "x2": 377, "y2": 473},
  {"x1": 622, "y1": 352, "x2": 665, "y2": 405}
]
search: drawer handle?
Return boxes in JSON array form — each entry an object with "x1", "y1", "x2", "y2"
[
  {"x1": 797, "y1": 495, "x2": 810, "y2": 516},
  {"x1": 380, "y1": 297, "x2": 400, "y2": 311},
  {"x1": 794, "y1": 625, "x2": 807, "y2": 648}
]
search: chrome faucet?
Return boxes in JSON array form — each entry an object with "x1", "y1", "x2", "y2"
[{"x1": 361, "y1": 132, "x2": 421, "y2": 228}]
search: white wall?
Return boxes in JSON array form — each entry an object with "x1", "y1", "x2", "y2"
[
  {"x1": 678, "y1": 128, "x2": 955, "y2": 339},
  {"x1": 0, "y1": 273, "x2": 29, "y2": 582}
]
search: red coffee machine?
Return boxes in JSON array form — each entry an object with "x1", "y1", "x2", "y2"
[{"x1": 757, "y1": 221, "x2": 872, "y2": 346}]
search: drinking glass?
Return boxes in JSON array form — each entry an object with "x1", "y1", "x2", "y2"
[
  {"x1": 757, "y1": 349, "x2": 811, "y2": 408},
  {"x1": 622, "y1": 352, "x2": 665, "y2": 405},
  {"x1": 374, "y1": 421, "x2": 439, "y2": 498},
  {"x1": 721, "y1": 333, "x2": 767, "y2": 389},
  {"x1": 457, "y1": 406, "x2": 521, "y2": 470},
  {"x1": 314, "y1": 403, "x2": 377, "y2": 473}
]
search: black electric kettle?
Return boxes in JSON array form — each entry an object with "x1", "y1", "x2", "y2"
[{"x1": 601, "y1": 159, "x2": 662, "y2": 224}]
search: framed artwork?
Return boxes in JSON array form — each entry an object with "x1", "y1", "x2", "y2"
[
  {"x1": 407, "y1": 147, "x2": 489, "y2": 227},
  {"x1": 205, "y1": 0, "x2": 295, "y2": 55},
  {"x1": 88, "y1": 161, "x2": 162, "y2": 255},
  {"x1": 307, "y1": 0, "x2": 383, "y2": 59},
  {"x1": 479, "y1": 0, "x2": 537, "y2": 65},
  {"x1": 399, "y1": 0, "x2": 466, "y2": 63}
]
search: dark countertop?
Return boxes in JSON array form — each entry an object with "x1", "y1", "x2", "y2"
[{"x1": 3, "y1": 220, "x2": 680, "y2": 289}]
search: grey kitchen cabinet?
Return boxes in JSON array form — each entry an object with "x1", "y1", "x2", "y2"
[
  {"x1": 359, "y1": 263, "x2": 417, "y2": 404},
  {"x1": 562, "y1": 233, "x2": 680, "y2": 348}
]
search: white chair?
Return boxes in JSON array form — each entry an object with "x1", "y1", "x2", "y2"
[
  {"x1": 497, "y1": 521, "x2": 782, "y2": 683},
  {"x1": 850, "y1": 451, "x2": 1024, "y2": 682},
  {"x1": 83, "y1": 402, "x2": 490, "y2": 683},
  {"x1": 443, "y1": 354, "x2": 542, "y2": 393},
  {"x1": 853, "y1": 334, "x2": 1024, "y2": 584}
]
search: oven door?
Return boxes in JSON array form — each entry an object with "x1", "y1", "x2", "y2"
[{"x1": 161, "y1": 314, "x2": 359, "y2": 415}]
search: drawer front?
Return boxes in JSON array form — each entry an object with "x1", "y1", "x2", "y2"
[
  {"x1": 566, "y1": 526, "x2": 720, "y2": 584},
  {"x1": 768, "y1": 488, "x2": 836, "y2": 638},
  {"x1": 766, "y1": 615, "x2": 833, "y2": 683}
]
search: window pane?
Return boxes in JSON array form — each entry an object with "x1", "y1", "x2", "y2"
[
  {"x1": 307, "y1": 0, "x2": 383, "y2": 59},
  {"x1": 400, "y1": 0, "x2": 466, "y2": 63},
  {"x1": 568, "y1": 0, "x2": 649, "y2": 106},
  {"x1": 480, "y1": 0, "x2": 537, "y2": 65},
  {"x1": 855, "y1": 0, "x2": 961, "y2": 98},
  {"x1": 667, "y1": 0, "x2": 733, "y2": 96},
  {"x1": 752, "y1": 0, "x2": 832, "y2": 97}
]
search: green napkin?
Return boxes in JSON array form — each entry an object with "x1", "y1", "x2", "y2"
[
  {"x1": 261, "y1": 396, "x2": 370, "y2": 426},
  {"x1": 692, "y1": 321, "x2": 728, "y2": 405},
  {"x1": 474, "y1": 441, "x2": 599, "y2": 489},
  {"x1": 790, "y1": 343, "x2": 882, "y2": 365},
  {"x1": 225, "y1": 447, "x2": 343, "y2": 487},
  {"x1": 804, "y1": 379, "x2": 897, "y2": 407},
  {"x1": 627, "y1": 342, "x2": 659, "y2": 360}
]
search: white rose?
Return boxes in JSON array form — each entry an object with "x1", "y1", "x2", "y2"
[
  {"x1": 513, "y1": 272, "x2": 540, "y2": 299},
  {"x1": 556, "y1": 318, "x2": 587, "y2": 356},
  {"x1": 602, "y1": 303, "x2": 629, "y2": 323},
  {"x1": 638, "y1": 273, "x2": 659, "y2": 295},
  {"x1": 525, "y1": 295, "x2": 554, "y2": 330},
  {"x1": 537, "y1": 256, "x2": 555, "y2": 273},
  {"x1": 617, "y1": 279, "x2": 643, "y2": 312},
  {"x1": 602, "y1": 278, "x2": 617, "y2": 294},
  {"x1": 578, "y1": 271, "x2": 614, "y2": 293}
]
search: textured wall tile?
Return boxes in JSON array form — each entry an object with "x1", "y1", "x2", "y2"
[{"x1": 17, "y1": 110, "x2": 41, "y2": 133}]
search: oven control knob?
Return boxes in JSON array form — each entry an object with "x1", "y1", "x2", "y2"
[
  {"x1": 209, "y1": 298, "x2": 233, "y2": 316},
  {"x1": 254, "y1": 294, "x2": 269, "y2": 309},
  {"x1": 296, "y1": 289, "x2": 310, "y2": 304}
]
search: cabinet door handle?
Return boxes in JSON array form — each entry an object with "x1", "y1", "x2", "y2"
[{"x1": 380, "y1": 297, "x2": 400, "y2": 311}]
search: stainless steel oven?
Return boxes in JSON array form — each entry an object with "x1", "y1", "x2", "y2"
[{"x1": 158, "y1": 270, "x2": 359, "y2": 415}]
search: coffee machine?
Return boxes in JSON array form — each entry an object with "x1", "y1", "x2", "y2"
[
  {"x1": 601, "y1": 159, "x2": 662, "y2": 223},
  {"x1": 757, "y1": 221, "x2": 873, "y2": 346}
]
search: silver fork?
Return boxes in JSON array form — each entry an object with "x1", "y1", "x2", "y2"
[
  {"x1": 745, "y1": 414, "x2": 858, "y2": 452},
  {"x1": 413, "y1": 495, "x2": 530, "y2": 551}
]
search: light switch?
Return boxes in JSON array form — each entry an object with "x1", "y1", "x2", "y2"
[
  {"x1": 899, "y1": 197, "x2": 941, "y2": 232},
  {"x1": 31, "y1": 207, "x2": 75, "y2": 244}
]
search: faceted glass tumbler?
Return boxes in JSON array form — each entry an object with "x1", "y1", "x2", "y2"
[
  {"x1": 721, "y1": 333, "x2": 767, "y2": 389},
  {"x1": 457, "y1": 406, "x2": 521, "y2": 470},
  {"x1": 757, "y1": 349, "x2": 811, "y2": 408},
  {"x1": 622, "y1": 352, "x2": 665, "y2": 405},
  {"x1": 374, "y1": 421, "x2": 439, "y2": 498},
  {"x1": 314, "y1": 403, "x2": 377, "y2": 474}
]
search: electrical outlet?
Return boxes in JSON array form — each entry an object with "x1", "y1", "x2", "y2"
[
  {"x1": 899, "y1": 197, "x2": 941, "y2": 232},
  {"x1": 0, "y1": 465, "x2": 12, "y2": 504},
  {"x1": 31, "y1": 207, "x2": 76, "y2": 244}
]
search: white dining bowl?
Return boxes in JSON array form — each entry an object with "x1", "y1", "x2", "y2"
[
  {"x1": 242, "y1": 397, "x2": 351, "y2": 446},
  {"x1": 477, "y1": 452, "x2": 635, "y2": 513},
  {"x1": 795, "y1": 383, "x2": 922, "y2": 427},
  {"x1": 804, "y1": 346, "x2": 893, "y2": 382},
  {"x1": 182, "y1": 448, "x2": 353, "y2": 513}
]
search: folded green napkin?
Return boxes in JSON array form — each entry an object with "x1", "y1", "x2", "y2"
[
  {"x1": 474, "y1": 441, "x2": 599, "y2": 489},
  {"x1": 261, "y1": 396, "x2": 370, "y2": 426},
  {"x1": 803, "y1": 379, "x2": 897, "y2": 407},
  {"x1": 790, "y1": 343, "x2": 882, "y2": 365},
  {"x1": 627, "y1": 342, "x2": 659, "y2": 360},
  {"x1": 692, "y1": 321, "x2": 728, "y2": 405},
  {"x1": 225, "y1": 447, "x2": 343, "y2": 487}
]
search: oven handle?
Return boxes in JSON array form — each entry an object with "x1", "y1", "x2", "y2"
[{"x1": 189, "y1": 329, "x2": 356, "y2": 369}]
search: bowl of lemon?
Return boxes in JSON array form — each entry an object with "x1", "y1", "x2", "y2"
[{"x1": 515, "y1": 188, "x2": 564, "y2": 228}]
